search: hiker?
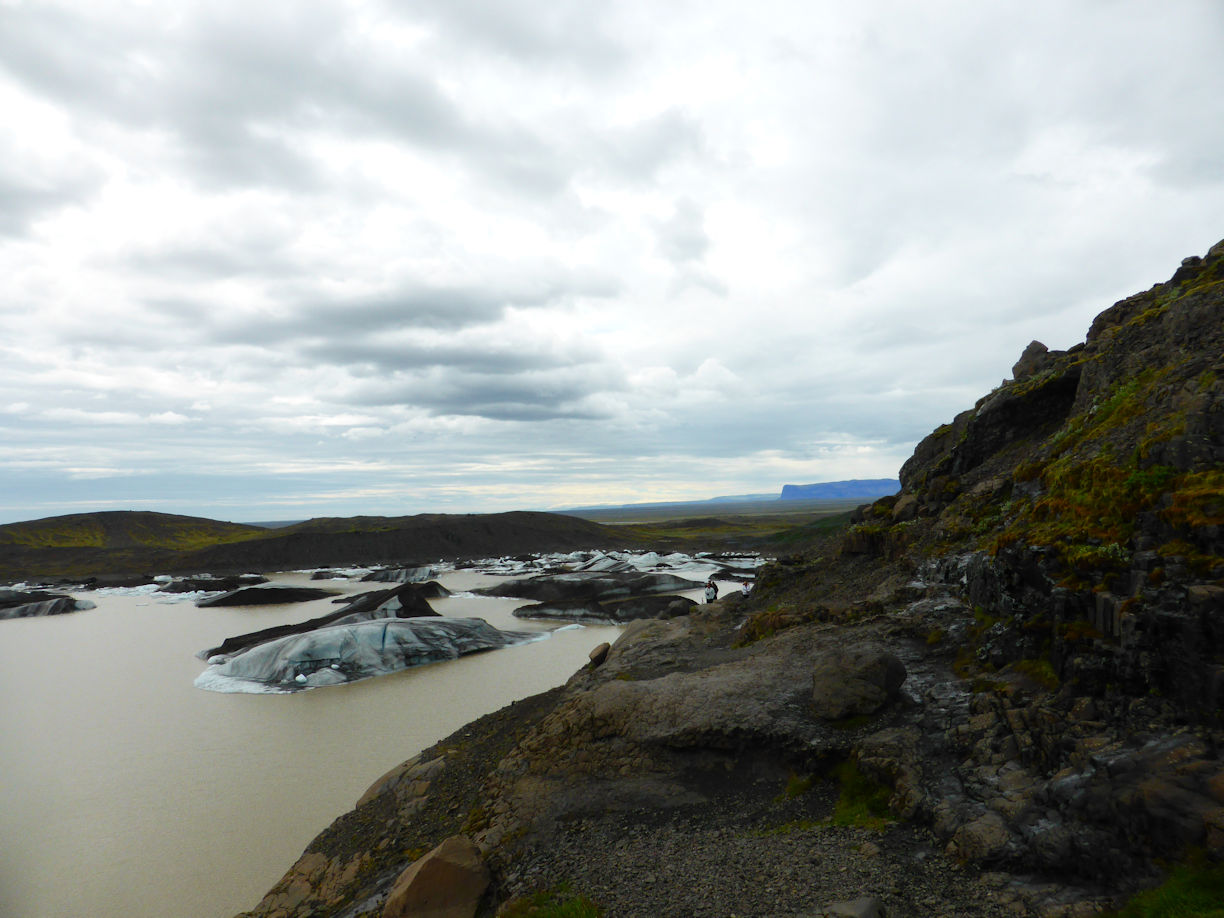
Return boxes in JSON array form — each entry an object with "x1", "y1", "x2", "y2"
[
  {"x1": 741, "y1": 580, "x2": 751, "y2": 596},
  {"x1": 704, "y1": 578, "x2": 718, "y2": 604}
]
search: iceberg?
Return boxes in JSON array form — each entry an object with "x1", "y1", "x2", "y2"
[{"x1": 195, "y1": 616, "x2": 536, "y2": 693}]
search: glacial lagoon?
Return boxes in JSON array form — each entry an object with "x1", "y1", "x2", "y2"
[{"x1": 0, "y1": 551, "x2": 756, "y2": 918}]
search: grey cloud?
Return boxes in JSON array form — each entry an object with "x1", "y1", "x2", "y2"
[
  {"x1": 163, "y1": 8, "x2": 473, "y2": 188},
  {"x1": 121, "y1": 239, "x2": 299, "y2": 282},
  {"x1": 407, "y1": 0, "x2": 628, "y2": 74},
  {"x1": 0, "y1": 6, "x2": 125, "y2": 116},
  {"x1": 0, "y1": 2, "x2": 701, "y2": 203},
  {"x1": 210, "y1": 287, "x2": 508, "y2": 344},
  {"x1": 590, "y1": 108, "x2": 704, "y2": 179},
  {"x1": 0, "y1": 4, "x2": 481, "y2": 191},
  {"x1": 657, "y1": 198, "x2": 710, "y2": 264},
  {"x1": 206, "y1": 273, "x2": 620, "y2": 347},
  {"x1": 305, "y1": 339, "x2": 598, "y2": 376},
  {"x1": 0, "y1": 173, "x2": 94, "y2": 237},
  {"x1": 351, "y1": 366, "x2": 621, "y2": 421}
]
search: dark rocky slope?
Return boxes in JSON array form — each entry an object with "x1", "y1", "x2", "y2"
[{"x1": 237, "y1": 241, "x2": 1223, "y2": 918}]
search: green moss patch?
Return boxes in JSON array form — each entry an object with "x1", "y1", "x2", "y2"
[
  {"x1": 828, "y1": 759, "x2": 892, "y2": 829},
  {"x1": 500, "y1": 882, "x2": 603, "y2": 918},
  {"x1": 1105, "y1": 858, "x2": 1224, "y2": 917}
]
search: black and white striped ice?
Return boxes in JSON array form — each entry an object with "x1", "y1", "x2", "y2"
[{"x1": 194, "y1": 616, "x2": 537, "y2": 693}]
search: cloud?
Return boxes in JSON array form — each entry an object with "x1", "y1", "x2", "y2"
[
  {"x1": 416, "y1": 0, "x2": 628, "y2": 73},
  {"x1": 657, "y1": 198, "x2": 710, "y2": 264},
  {"x1": 1, "y1": 0, "x2": 1223, "y2": 523}
]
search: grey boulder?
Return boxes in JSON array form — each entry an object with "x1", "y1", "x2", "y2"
[{"x1": 810, "y1": 643, "x2": 907, "y2": 720}]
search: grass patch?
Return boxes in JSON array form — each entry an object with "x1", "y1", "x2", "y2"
[
  {"x1": 752, "y1": 818, "x2": 822, "y2": 837},
  {"x1": 828, "y1": 713, "x2": 878, "y2": 731},
  {"x1": 500, "y1": 882, "x2": 603, "y2": 918},
  {"x1": 1007, "y1": 658, "x2": 1060, "y2": 691},
  {"x1": 734, "y1": 604, "x2": 827, "y2": 646},
  {"x1": 1104, "y1": 857, "x2": 1224, "y2": 917},
  {"x1": 778, "y1": 771, "x2": 814, "y2": 800},
  {"x1": 828, "y1": 759, "x2": 892, "y2": 829}
]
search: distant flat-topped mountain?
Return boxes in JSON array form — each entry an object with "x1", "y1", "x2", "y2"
[
  {"x1": 779, "y1": 478, "x2": 900, "y2": 500},
  {"x1": 563, "y1": 479, "x2": 900, "y2": 515}
]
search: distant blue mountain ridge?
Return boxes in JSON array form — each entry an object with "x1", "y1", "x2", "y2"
[
  {"x1": 562, "y1": 478, "x2": 900, "y2": 513},
  {"x1": 779, "y1": 478, "x2": 900, "y2": 500}
]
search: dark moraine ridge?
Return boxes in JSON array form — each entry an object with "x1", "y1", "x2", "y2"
[{"x1": 0, "y1": 510, "x2": 618, "y2": 582}]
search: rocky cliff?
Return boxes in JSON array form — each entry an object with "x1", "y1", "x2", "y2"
[{"x1": 237, "y1": 241, "x2": 1224, "y2": 918}]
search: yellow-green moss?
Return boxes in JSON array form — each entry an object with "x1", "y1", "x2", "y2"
[
  {"x1": 778, "y1": 772, "x2": 815, "y2": 800},
  {"x1": 499, "y1": 883, "x2": 603, "y2": 918},
  {"x1": 1008, "y1": 658, "x2": 1060, "y2": 691},
  {"x1": 828, "y1": 759, "x2": 892, "y2": 829},
  {"x1": 1104, "y1": 854, "x2": 1224, "y2": 918}
]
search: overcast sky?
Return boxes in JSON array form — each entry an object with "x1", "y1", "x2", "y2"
[{"x1": 1, "y1": 0, "x2": 1222, "y2": 524}]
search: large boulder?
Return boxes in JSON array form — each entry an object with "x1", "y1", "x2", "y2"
[
  {"x1": 381, "y1": 835, "x2": 488, "y2": 918},
  {"x1": 1011, "y1": 339, "x2": 1053, "y2": 379},
  {"x1": 810, "y1": 644, "x2": 907, "y2": 720}
]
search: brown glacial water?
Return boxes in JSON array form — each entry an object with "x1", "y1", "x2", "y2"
[{"x1": 0, "y1": 570, "x2": 628, "y2": 918}]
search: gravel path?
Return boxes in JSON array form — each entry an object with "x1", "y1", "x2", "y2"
[{"x1": 499, "y1": 763, "x2": 1039, "y2": 918}]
